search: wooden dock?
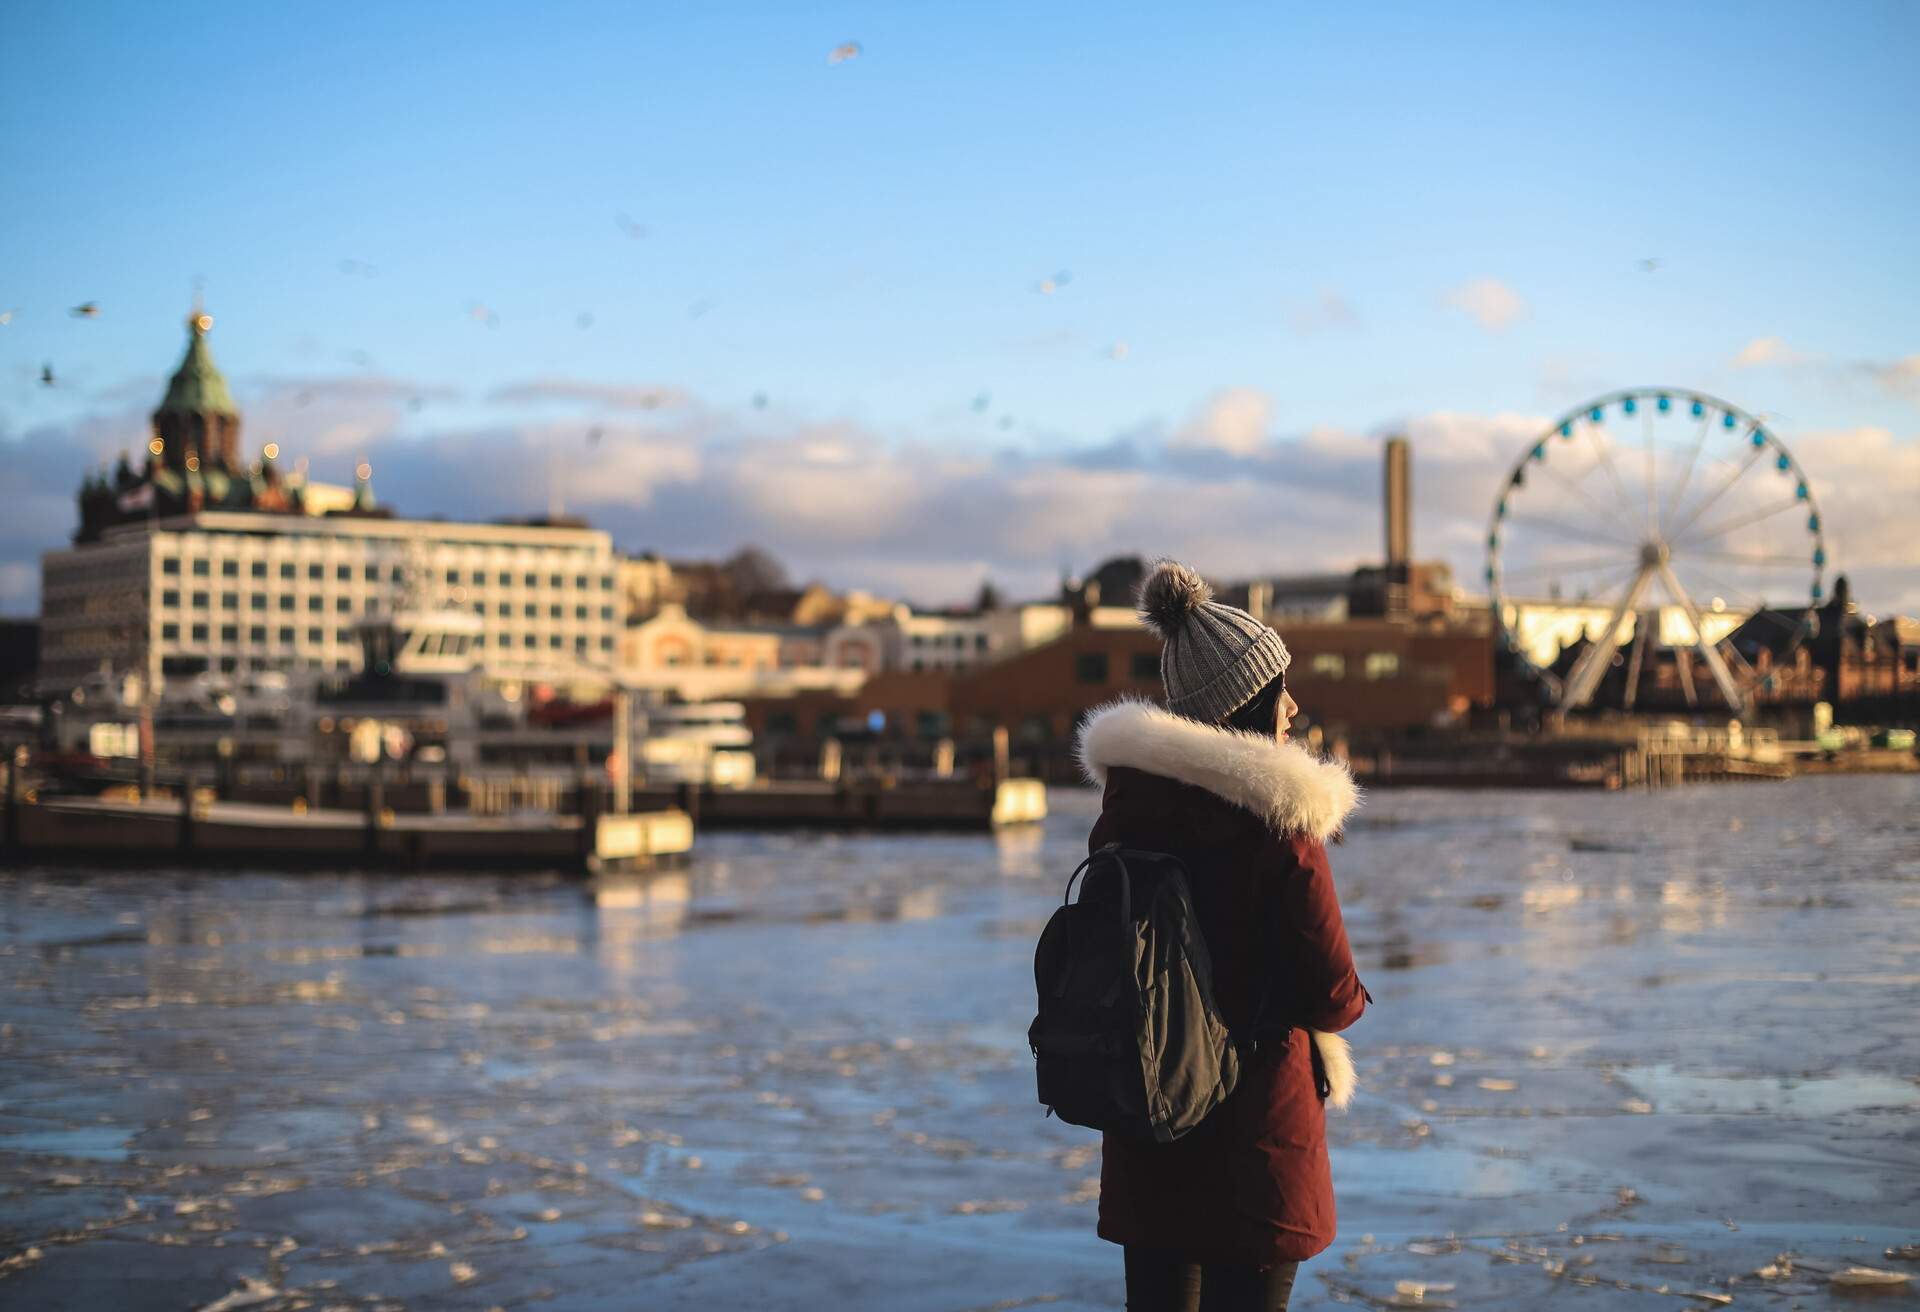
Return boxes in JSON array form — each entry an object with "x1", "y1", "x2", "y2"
[
  {"x1": 633, "y1": 776, "x2": 1047, "y2": 830},
  {"x1": 3, "y1": 793, "x2": 692, "y2": 874}
]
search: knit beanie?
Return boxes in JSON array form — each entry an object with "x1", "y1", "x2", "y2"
[{"x1": 1137, "y1": 559, "x2": 1291, "y2": 724}]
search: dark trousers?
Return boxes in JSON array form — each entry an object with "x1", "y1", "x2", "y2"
[{"x1": 1124, "y1": 1247, "x2": 1299, "y2": 1312}]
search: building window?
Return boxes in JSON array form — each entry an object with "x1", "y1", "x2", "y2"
[
  {"x1": 192, "y1": 560, "x2": 210, "y2": 577},
  {"x1": 162, "y1": 558, "x2": 180, "y2": 575},
  {"x1": 575, "y1": 637, "x2": 589, "y2": 654},
  {"x1": 549, "y1": 604, "x2": 563, "y2": 619},
  {"x1": 548, "y1": 634, "x2": 563, "y2": 649},
  {"x1": 1364, "y1": 652, "x2": 1401, "y2": 680},
  {"x1": 574, "y1": 605, "x2": 587, "y2": 620},
  {"x1": 308, "y1": 596, "x2": 323, "y2": 612},
  {"x1": 523, "y1": 572, "x2": 538, "y2": 587},
  {"x1": 220, "y1": 624, "x2": 238, "y2": 643},
  {"x1": 308, "y1": 563, "x2": 324, "y2": 581},
  {"x1": 161, "y1": 589, "x2": 180, "y2": 608},
  {"x1": 221, "y1": 592, "x2": 239, "y2": 610},
  {"x1": 598, "y1": 635, "x2": 612, "y2": 651},
  {"x1": 191, "y1": 622, "x2": 209, "y2": 642},
  {"x1": 249, "y1": 625, "x2": 266, "y2": 644},
  {"x1": 976, "y1": 634, "x2": 990, "y2": 651},
  {"x1": 192, "y1": 591, "x2": 210, "y2": 609},
  {"x1": 336, "y1": 627, "x2": 353, "y2": 643},
  {"x1": 221, "y1": 561, "x2": 239, "y2": 578},
  {"x1": 278, "y1": 595, "x2": 294, "y2": 611},
  {"x1": 336, "y1": 597, "x2": 351, "y2": 613},
  {"x1": 336, "y1": 565, "x2": 352, "y2": 581},
  {"x1": 307, "y1": 627, "x2": 323, "y2": 644},
  {"x1": 250, "y1": 593, "x2": 267, "y2": 609},
  {"x1": 1311, "y1": 653, "x2": 1346, "y2": 679},
  {"x1": 599, "y1": 606, "x2": 613, "y2": 621},
  {"x1": 497, "y1": 602, "x2": 511, "y2": 616},
  {"x1": 251, "y1": 561, "x2": 267, "y2": 579},
  {"x1": 364, "y1": 564, "x2": 381, "y2": 581},
  {"x1": 1076, "y1": 652, "x2": 1110, "y2": 684},
  {"x1": 279, "y1": 563, "x2": 295, "y2": 580},
  {"x1": 277, "y1": 626, "x2": 294, "y2": 644},
  {"x1": 1130, "y1": 652, "x2": 1158, "y2": 680},
  {"x1": 767, "y1": 711, "x2": 798, "y2": 735},
  {"x1": 523, "y1": 603, "x2": 538, "y2": 618},
  {"x1": 446, "y1": 569, "x2": 461, "y2": 585},
  {"x1": 161, "y1": 622, "x2": 179, "y2": 641},
  {"x1": 550, "y1": 574, "x2": 564, "y2": 588}
]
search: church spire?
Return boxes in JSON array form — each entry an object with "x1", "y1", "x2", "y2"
[{"x1": 152, "y1": 305, "x2": 241, "y2": 474}]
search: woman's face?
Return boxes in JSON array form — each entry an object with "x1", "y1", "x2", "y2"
[{"x1": 1276, "y1": 687, "x2": 1300, "y2": 743}]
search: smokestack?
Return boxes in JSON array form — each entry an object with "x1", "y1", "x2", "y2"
[{"x1": 1384, "y1": 436, "x2": 1411, "y2": 618}]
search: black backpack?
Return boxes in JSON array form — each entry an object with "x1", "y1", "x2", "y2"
[{"x1": 1028, "y1": 842, "x2": 1262, "y2": 1143}]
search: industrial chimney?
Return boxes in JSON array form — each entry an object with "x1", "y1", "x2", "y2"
[{"x1": 1384, "y1": 436, "x2": 1411, "y2": 619}]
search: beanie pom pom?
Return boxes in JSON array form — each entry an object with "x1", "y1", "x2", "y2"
[{"x1": 1137, "y1": 559, "x2": 1213, "y2": 638}]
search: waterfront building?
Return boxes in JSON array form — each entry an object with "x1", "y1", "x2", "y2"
[{"x1": 38, "y1": 312, "x2": 618, "y2": 689}]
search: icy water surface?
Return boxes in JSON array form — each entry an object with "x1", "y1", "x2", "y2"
[{"x1": 2, "y1": 777, "x2": 1917, "y2": 1310}]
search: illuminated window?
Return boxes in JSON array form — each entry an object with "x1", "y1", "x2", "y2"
[
  {"x1": 1311, "y1": 653, "x2": 1346, "y2": 679},
  {"x1": 1364, "y1": 652, "x2": 1400, "y2": 680}
]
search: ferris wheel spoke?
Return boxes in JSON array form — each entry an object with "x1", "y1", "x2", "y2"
[
  {"x1": 1668, "y1": 561, "x2": 1770, "y2": 614},
  {"x1": 1533, "y1": 458, "x2": 1630, "y2": 525},
  {"x1": 1667, "y1": 442, "x2": 1768, "y2": 542},
  {"x1": 1659, "y1": 412, "x2": 1717, "y2": 533},
  {"x1": 1655, "y1": 562, "x2": 1745, "y2": 711},
  {"x1": 1683, "y1": 549, "x2": 1814, "y2": 568},
  {"x1": 1561, "y1": 566, "x2": 1656, "y2": 709},
  {"x1": 1642, "y1": 408, "x2": 1658, "y2": 536},
  {"x1": 1505, "y1": 514, "x2": 1637, "y2": 549},
  {"x1": 1674, "y1": 495, "x2": 1804, "y2": 547},
  {"x1": 1497, "y1": 553, "x2": 1632, "y2": 581},
  {"x1": 1581, "y1": 424, "x2": 1641, "y2": 521}
]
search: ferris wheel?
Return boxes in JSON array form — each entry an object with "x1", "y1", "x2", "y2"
[{"x1": 1486, "y1": 388, "x2": 1827, "y2": 715}]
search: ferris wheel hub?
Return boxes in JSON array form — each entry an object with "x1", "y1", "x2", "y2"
[{"x1": 1639, "y1": 539, "x2": 1670, "y2": 568}]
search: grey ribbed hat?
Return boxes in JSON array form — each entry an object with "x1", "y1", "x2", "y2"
[{"x1": 1137, "y1": 559, "x2": 1291, "y2": 723}]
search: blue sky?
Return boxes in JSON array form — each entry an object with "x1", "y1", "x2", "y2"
[{"x1": 3, "y1": 2, "x2": 1915, "y2": 611}]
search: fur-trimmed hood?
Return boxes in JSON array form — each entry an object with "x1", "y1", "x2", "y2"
[{"x1": 1076, "y1": 699, "x2": 1360, "y2": 843}]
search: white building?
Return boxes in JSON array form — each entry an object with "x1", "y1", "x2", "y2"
[
  {"x1": 40, "y1": 512, "x2": 620, "y2": 689},
  {"x1": 41, "y1": 312, "x2": 622, "y2": 692}
]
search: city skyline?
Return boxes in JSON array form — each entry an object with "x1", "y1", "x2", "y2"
[{"x1": 3, "y1": 2, "x2": 1915, "y2": 613}]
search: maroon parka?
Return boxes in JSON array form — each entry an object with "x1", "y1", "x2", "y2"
[{"x1": 1075, "y1": 700, "x2": 1369, "y2": 1268}]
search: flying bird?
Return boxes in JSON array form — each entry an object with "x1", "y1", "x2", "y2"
[
  {"x1": 1032, "y1": 270, "x2": 1073, "y2": 295},
  {"x1": 827, "y1": 41, "x2": 862, "y2": 64},
  {"x1": 1639, "y1": 257, "x2": 1663, "y2": 273},
  {"x1": 576, "y1": 311, "x2": 595, "y2": 330},
  {"x1": 587, "y1": 425, "x2": 604, "y2": 446},
  {"x1": 752, "y1": 391, "x2": 769, "y2": 410},
  {"x1": 70, "y1": 302, "x2": 100, "y2": 318},
  {"x1": 40, "y1": 363, "x2": 56, "y2": 386},
  {"x1": 970, "y1": 391, "x2": 991, "y2": 414},
  {"x1": 0, "y1": 309, "x2": 17, "y2": 326},
  {"x1": 615, "y1": 212, "x2": 648, "y2": 240}
]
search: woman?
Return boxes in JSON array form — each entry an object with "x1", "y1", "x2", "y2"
[{"x1": 1074, "y1": 559, "x2": 1368, "y2": 1312}]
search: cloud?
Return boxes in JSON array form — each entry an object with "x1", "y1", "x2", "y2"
[
  {"x1": 1732, "y1": 336, "x2": 1812, "y2": 369},
  {"x1": 4, "y1": 378, "x2": 1915, "y2": 619},
  {"x1": 1862, "y1": 354, "x2": 1920, "y2": 398},
  {"x1": 488, "y1": 379, "x2": 690, "y2": 411},
  {"x1": 1442, "y1": 278, "x2": 1526, "y2": 332},
  {"x1": 1170, "y1": 388, "x2": 1274, "y2": 457},
  {"x1": 1289, "y1": 288, "x2": 1359, "y2": 335}
]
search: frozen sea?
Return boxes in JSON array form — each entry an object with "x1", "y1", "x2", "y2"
[{"x1": 2, "y1": 776, "x2": 1917, "y2": 1310}]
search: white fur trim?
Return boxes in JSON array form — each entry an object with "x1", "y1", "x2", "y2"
[
  {"x1": 1313, "y1": 1030, "x2": 1356, "y2": 1110},
  {"x1": 1076, "y1": 699, "x2": 1360, "y2": 843}
]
